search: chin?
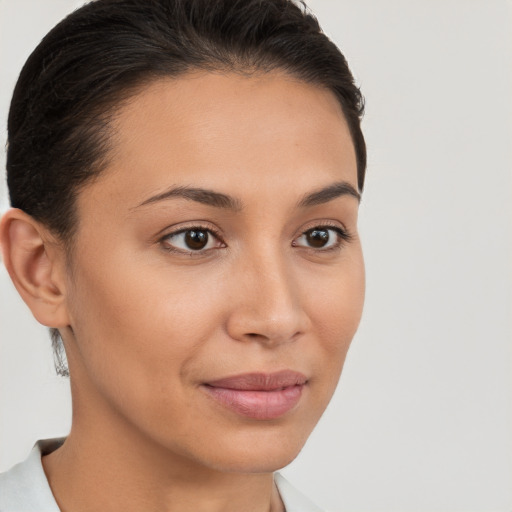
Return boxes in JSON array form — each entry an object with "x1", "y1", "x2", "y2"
[
  {"x1": 195, "y1": 425, "x2": 312, "y2": 474},
  {"x1": 210, "y1": 448, "x2": 303, "y2": 474}
]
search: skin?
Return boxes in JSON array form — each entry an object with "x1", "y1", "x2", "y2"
[{"x1": 0, "y1": 71, "x2": 365, "y2": 512}]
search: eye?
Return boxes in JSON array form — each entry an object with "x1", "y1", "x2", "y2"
[
  {"x1": 293, "y1": 225, "x2": 350, "y2": 251},
  {"x1": 160, "y1": 227, "x2": 224, "y2": 254}
]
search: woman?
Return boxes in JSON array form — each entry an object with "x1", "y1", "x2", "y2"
[{"x1": 0, "y1": 0, "x2": 365, "y2": 510}]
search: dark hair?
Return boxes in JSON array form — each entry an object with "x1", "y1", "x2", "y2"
[{"x1": 6, "y1": 0, "x2": 366, "y2": 375}]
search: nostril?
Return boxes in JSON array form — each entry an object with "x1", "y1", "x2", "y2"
[{"x1": 245, "y1": 332, "x2": 267, "y2": 341}]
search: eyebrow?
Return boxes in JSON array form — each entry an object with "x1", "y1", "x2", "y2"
[
  {"x1": 134, "y1": 185, "x2": 244, "y2": 211},
  {"x1": 134, "y1": 180, "x2": 360, "y2": 211},
  {"x1": 296, "y1": 181, "x2": 361, "y2": 207}
]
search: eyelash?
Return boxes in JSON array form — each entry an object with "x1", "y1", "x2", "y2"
[{"x1": 159, "y1": 222, "x2": 352, "y2": 256}]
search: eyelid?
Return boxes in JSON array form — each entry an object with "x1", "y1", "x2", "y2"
[
  {"x1": 298, "y1": 219, "x2": 350, "y2": 236},
  {"x1": 155, "y1": 219, "x2": 222, "y2": 238}
]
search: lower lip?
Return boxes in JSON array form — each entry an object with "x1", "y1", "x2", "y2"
[{"x1": 203, "y1": 384, "x2": 304, "y2": 420}]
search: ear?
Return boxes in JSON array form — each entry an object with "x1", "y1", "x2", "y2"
[{"x1": 0, "y1": 208, "x2": 71, "y2": 328}]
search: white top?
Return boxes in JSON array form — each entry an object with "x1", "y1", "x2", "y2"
[{"x1": 0, "y1": 439, "x2": 324, "y2": 512}]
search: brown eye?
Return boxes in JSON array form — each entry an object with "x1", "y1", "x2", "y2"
[
  {"x1": 162, "y1": 227, "x2": 222, "y2": 253},
  {"x1": 184, "y1": 229, "x2": 209, "y2": 250},
  {"x1": 294, "y1": 225, "x2": 349, "y2": 251},
  {"x1": 305, "y1": 228, "x2": 330, "y2": 248}
]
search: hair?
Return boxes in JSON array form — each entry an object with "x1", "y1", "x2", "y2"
[{"x1": 6, "y1": 0, "x2": 366, "y2": 376}]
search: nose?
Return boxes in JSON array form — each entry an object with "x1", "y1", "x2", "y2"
[{"x1": 225, "y1": 250, "x2": 309, "y2": 347}]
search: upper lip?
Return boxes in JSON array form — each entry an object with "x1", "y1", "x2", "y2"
[{"x1": 204, "y1": 370, "x2": 307, "y2": 391}]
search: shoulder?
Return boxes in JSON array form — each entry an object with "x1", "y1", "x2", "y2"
[
  {"x1": 274, "y1": 473, "x2": 325, "y2": 512},
  {"x1": 0, "y1": 439, "x2": 63, "y2": 512}
]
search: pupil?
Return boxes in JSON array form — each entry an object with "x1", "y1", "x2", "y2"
[
  {"x1": 307, "y1": 229, "x2": 329, "y2": 248},
  {"x1": 185, "y1": 230, "x2": 208, "y2": 250}
]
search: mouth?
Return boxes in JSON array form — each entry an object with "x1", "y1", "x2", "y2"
[{"x1": 202, "y1": 370, "x2": 308, "y2": 420}]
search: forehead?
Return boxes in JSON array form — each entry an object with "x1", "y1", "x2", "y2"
[{"x1": 82, "y1": 71, "x2": 357, "y2": 210}]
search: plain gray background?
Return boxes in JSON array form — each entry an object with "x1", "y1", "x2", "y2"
[{"x1": 1, "y1": 1, "x2": 511, "y2": 510}]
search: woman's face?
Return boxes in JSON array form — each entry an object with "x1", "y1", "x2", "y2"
[{"x1": 62, "y1": 71, "x2": 364, "y2": 472}]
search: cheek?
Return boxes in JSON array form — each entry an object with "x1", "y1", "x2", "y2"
[
  {"x1": 310, "y1": 247, "x2": 364, "y2": 335},
  {"x1": 65, "y1": 251, "x2": 225, "y2": 402},
  {"x1": 306, "y1": 249, "x2": 365, "y2": 382}
]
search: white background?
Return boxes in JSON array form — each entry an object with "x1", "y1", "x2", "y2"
[{"x1": 1, "y1": 1, "x2": 511, "y2": 511}]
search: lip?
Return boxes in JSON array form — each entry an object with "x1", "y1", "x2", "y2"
[{"x1": 202, "y1": 370, "x2": 307, "y2": 420}]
